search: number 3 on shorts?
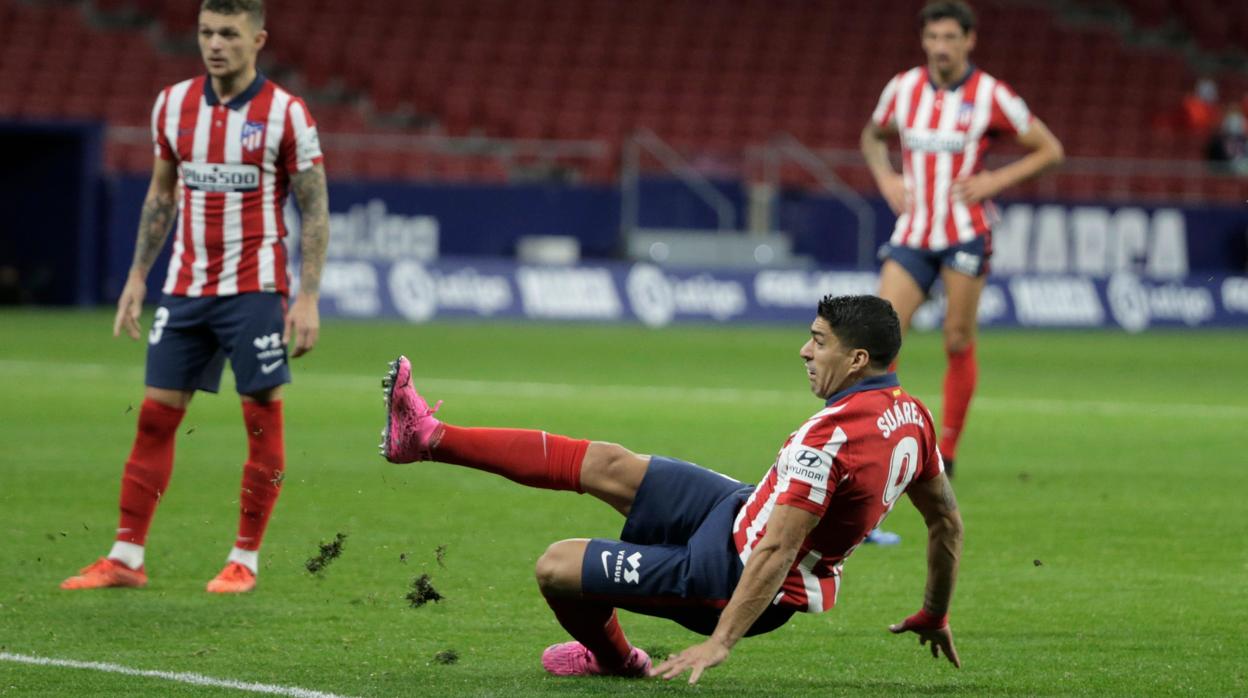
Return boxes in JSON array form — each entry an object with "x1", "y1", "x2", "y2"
[{"x1": 149, "y1": 307, "x2": 170, "y2": 345}]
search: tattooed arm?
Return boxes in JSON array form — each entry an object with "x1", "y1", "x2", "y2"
[
  {"x1": 909, "y1": 473, "x2": 963, "y2": 617},
  {"x1": 284, "y1": 163, "x2": 329, "y2": 358},
  {"x1": 890, "y1": 472, "x2": 964, "y2": 668},
  {"x1": 113, "y1": 157, "x2": 178, "y2": 340}
]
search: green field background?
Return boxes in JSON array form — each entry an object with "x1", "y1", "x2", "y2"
[{"x1": 1, "y1": 309, "x2": 1245, "y2": 696}]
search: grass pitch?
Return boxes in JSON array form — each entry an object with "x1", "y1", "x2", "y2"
[{"x1": 1, "y1": 309, "x2": 1245, "y2": 696}]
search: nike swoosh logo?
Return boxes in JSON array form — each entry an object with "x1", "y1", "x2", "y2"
[
  {"x1": 601, "y1": 551, "x2": 611, "y2": 577},
  {"x1": 260, "y1": 360, "x2": 285, "y2": 374}
]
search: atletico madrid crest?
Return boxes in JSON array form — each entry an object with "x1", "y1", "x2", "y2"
[
  {"x1": 957, "y1": 101, "x2": 974, "y2": 128},
  {"x1": 241, "y1": 120, "x2": 266, "y2": 152}
]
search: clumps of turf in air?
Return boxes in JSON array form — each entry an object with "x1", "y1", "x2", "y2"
[
  {"x1": 406, "y1": 574, "x2": 444, "y2": 607},
  {"x1": 433, "y1": 649, "x2": 459, "y2": 665},
  {"x1": 305, "y1": 533, "x2": 347, "y2": 575},
  {"x1": 435, "y1": 544, "x2": 448, "y2": 568}
]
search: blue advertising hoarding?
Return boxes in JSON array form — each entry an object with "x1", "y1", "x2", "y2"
[
  {"x1": 314, "y1": 257, "x2": 1248, "y2": 332},
  {"x1": 98, "y1": 174, "x2": 1248, "y2": 307}
]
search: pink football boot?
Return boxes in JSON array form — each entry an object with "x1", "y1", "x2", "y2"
[
  {"x1": 380, "y1": 355, "x2": 443, "y2": 463},
  {"x1": 541, "y1": 642, "x2": 651, "y2": 678}
]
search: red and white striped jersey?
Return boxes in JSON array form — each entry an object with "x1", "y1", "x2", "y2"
[
  {"x1": 732, "y1": 374, "x2": 943, "y2": 613},
  {"x1": 872, "y1": 66, "x2": 1033, "y2": 251},
  {"x1": 151, "y1": 74, "x2": 323, "y2": 297}
]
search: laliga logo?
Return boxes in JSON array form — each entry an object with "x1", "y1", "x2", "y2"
[
  {"x1": 389, "y1": 261, "x2": 438, "y2": 322},
  {"x1": 1107, "y1": 273, "x2": 1215, "y2": 333},
  {"x1": 626, "y1": 263, "x2": 747, "y2": 327},
  {"x1": 626, "y1": 264, "x2": 675, "y2": 328},
  {"x1": 1107, "y1": 274, "x2": 1149, "y2": 333}
]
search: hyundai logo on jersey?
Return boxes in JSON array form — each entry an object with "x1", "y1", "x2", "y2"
[{"x1": 796, "y1": 450, "x2": 824, "y2": 469}]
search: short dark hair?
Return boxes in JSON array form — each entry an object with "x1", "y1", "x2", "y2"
[
  {"x1": 919, "y1": 0, "x2": 976, "y2": 34},
  {"x1": 201, "y1": 0, "x2": 264, "y2": 27},
  {"x1": 816, "y1": 295, "x2": 901, "y2": 370}
]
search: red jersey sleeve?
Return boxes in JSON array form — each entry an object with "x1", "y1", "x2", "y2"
[
  {"x1": 871, "y1": 73, "x2": 902, "y2": 129},
  {"x1": 988, "y1": 79, "x2": 1033, "y2": 136},
  {"x1": 775, "y1": 420, "x2": 848, "y2": 517},
  {"x1": 151, "y1": 89, "x2": 175, "y2": 161},
  {"x1": 280, "y1": 97, "x2": 324, "y2": 174}
]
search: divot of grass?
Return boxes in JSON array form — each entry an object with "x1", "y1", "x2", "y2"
[
  {"x1": 406, "y1": 574, "x2": 444, "y2": 607},
  {"x1": 305, "y1": 532, "x2": 348, "y2": 575}
]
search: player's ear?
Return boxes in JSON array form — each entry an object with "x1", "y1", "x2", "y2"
[
  {"x1": 254, "y1": 28, "x2": 268, "y2": 51},
  {"x1": 850, "y1": 348, "x2": 872, "y2": 373}
]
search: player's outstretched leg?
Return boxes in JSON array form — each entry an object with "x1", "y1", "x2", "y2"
[
  {"x1": 380, "y1": 356, "x2": 647, "y2": 513},
  {"x1": 381, "y1": 355, "x2": 445, "y2": 464},
  {"x1": 535, "y1": 540, "x2": 651, "y2": 678}
]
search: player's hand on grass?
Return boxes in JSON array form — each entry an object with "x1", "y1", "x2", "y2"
[
  {"x1": 650, "y1": 638, "x2": 731, "y2": 684},
  {"x1": 284, "y1": 291, "x2": 320, "y2": 358},
  {"x1": 890, "y1": 611, "x2": 961, "y2": 668},
  {"x1": 951, "y1": 171, "x2": 1000, "y2": 205},
  {"x1": 113, "y1": 274, "x2": 147, "y2": 340},
  {"x1": 879, "y1": 171, "x2": 909, "y2": 215}
]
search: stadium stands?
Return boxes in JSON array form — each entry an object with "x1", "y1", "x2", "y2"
[{"x1": 0, "y1": 0, "x2": 1244, "y2": 200}]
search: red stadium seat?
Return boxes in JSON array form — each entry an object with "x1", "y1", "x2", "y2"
[{"x1": 0, "y1": 0, "x2": 1236, "y2": 198}]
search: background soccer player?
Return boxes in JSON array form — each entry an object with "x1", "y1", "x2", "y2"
[
  {"x1": 381, "y1": 295, "x2": 963, "y2": 683},
  {"x1": 61, "y1": 0, "x2": 329, "y2": 594},
  {"x1": 861, "y1": 0, "x2": 1064, "y2": 477}
]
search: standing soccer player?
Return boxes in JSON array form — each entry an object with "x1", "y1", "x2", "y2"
[
  {"x1": 62, "y1": 0, "x2": 329, "y2": 593},
  {"x1": 861, "y1": 0, "x2": 1064, "y2": 476}
]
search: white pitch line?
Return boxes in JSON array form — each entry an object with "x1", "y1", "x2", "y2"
[
  {"x1": 0, "y1": 652, "x2": 358, "y2": 698},
  {"x1": 3, "y1": 358, "x2": 1247, "y2": 420}
]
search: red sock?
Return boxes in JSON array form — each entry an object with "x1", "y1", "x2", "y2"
[
  {"x1": 236, "y1": 400, "x2": 285, "y2": 551},
  {"x1": 545, "y1": 596, "x2": 632, "y2": 670},
  {"x1": 432, "y1": 426, "x2": 587, "y2": 493},
  {"x1": 939, "y1": 344, "x2": 978, "y2": 460},
  {"x1": 116, "y1": 399, "x2": 185, "y2": 545}
]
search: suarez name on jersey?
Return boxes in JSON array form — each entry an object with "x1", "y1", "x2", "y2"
[
  {"x1": 151, "y1": 74, "x2": 324, "y2": 298},
  {"x1": 872, "y1": 66, "x2": 1033, "y2": 251},
  {"x1": 731, "y1": 373, "x2": 944, "y2": 613}
]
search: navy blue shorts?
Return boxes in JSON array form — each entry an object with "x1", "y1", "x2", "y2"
[
  {"x1": 145, "y1": 293, "x2": 290, "y2": 395},
  {"x1": 881, "y1": 235, "x2": 992, "y2": 295},
  {"x1": 582, "y1": 457, "x2": 796, "y2": 637}
]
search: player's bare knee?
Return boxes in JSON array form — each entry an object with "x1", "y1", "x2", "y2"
[
  {"x1": 943, "y1": 326, "x2": 975, "y2": 354},
  {"x1": 583, "y1": 442, "x2": 643, "y2": 483},
  {"x1": 243, "y1": 386, "x2": 282, "y2": 404},
  {"x1": 534, "y1": 541, "x2": 581, "y2": 597},
  {"x1": 145, "y1": 387, "x2": 193, "y2": 409}
]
